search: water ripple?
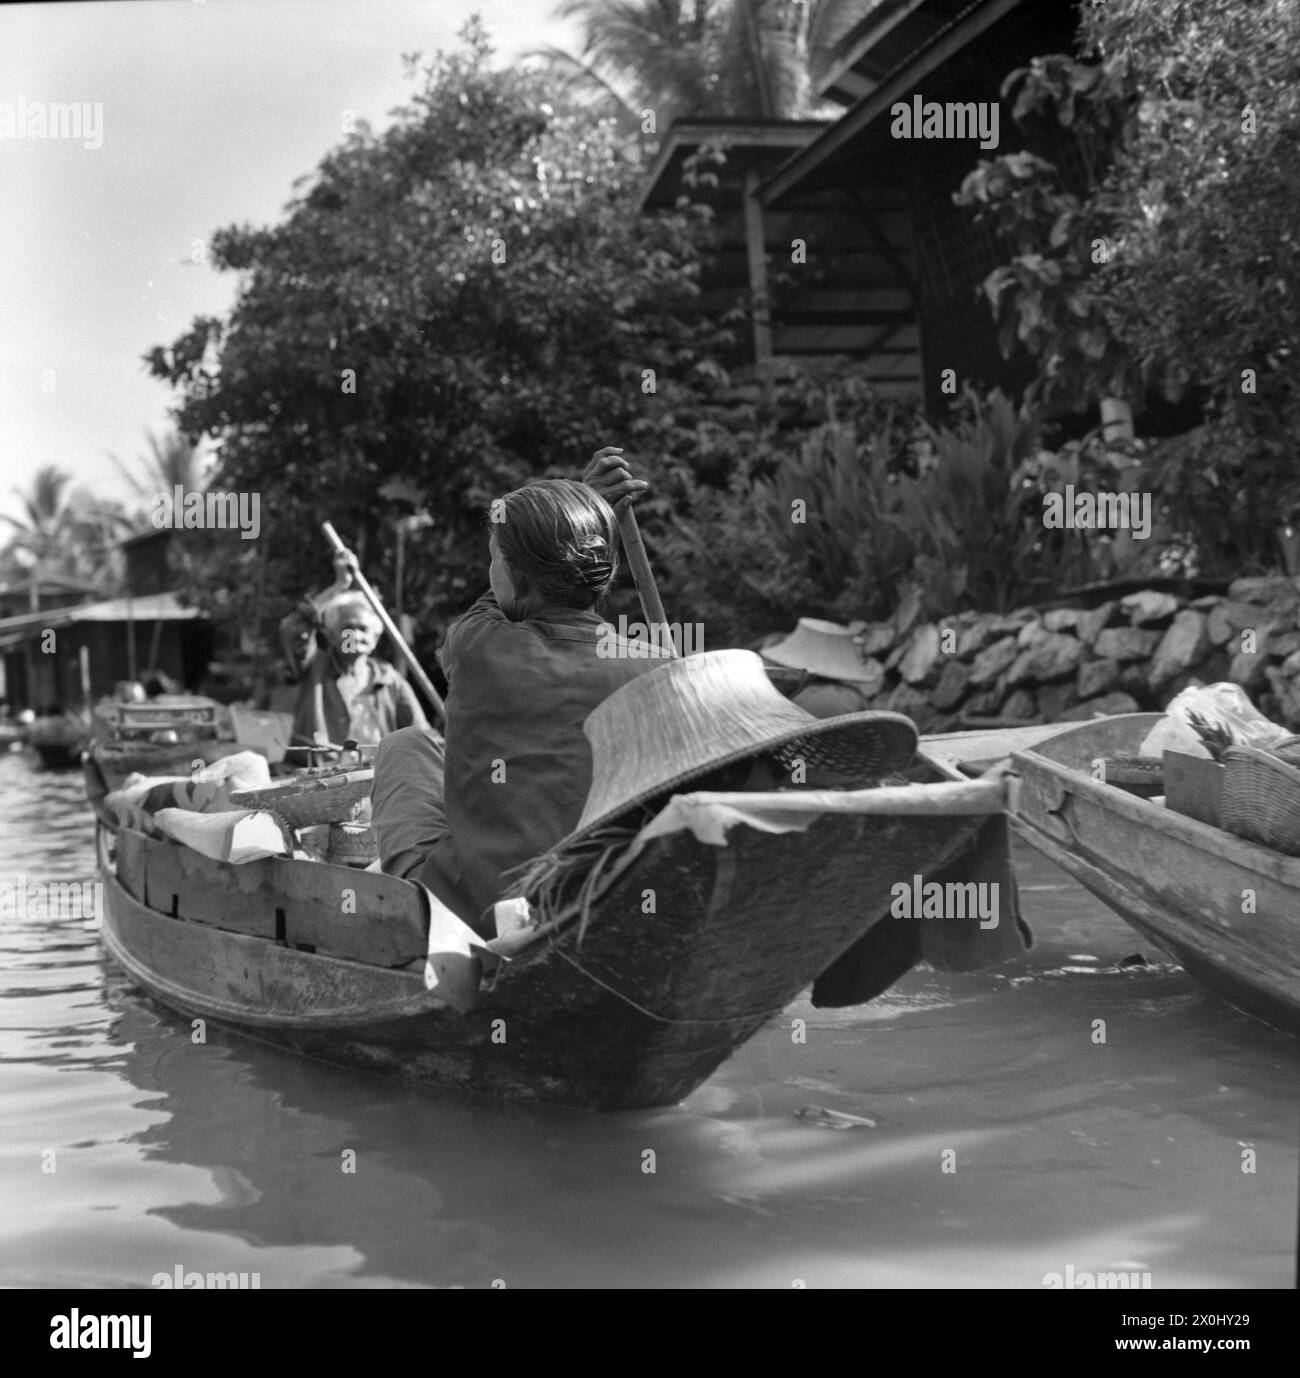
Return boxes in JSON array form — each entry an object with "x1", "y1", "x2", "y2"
[{"x1": 0, "y1": 749, "x2": 1295, "y2": 1288}]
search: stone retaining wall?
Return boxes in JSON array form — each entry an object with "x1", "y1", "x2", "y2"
[{"x1": 802, "y1": 578, "x2": 1300, "y2": 735}]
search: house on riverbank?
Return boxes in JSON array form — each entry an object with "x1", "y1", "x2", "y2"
[
  {"x1": 0, "y1": 531, "x2": 212, "y2": 713},
  {"x1": 640, "y1": 0, "x2": 1195, "y2": 436}
]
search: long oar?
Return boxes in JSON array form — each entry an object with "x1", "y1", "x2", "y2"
[
  {"x1": 321, "y1": 521, "x2": 446, "y2": 727},
  {"x1": 615, "y1": 503, "x2": 679, "y2": 658}
]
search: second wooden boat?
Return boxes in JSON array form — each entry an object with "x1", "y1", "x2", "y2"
[
  {"x1": 1010, "y1": 713, "x2": 1300, "y2": 1037},
  {"x1": 28, "y1": 714, "x2": 92, "y2": 769}
]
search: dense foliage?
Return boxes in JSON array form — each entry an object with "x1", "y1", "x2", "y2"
[
  {"x1": 146, "y1": 22, "x2": 736, "y2": 678},
  {"x1": 653, "y1": 383, "x2": 1113, "y2": 645},
  {"x1": 133, "y1": 1, "x2": 1300, "y2": 683},
  {"x1": 956, "y1": 0, "x2": 1300, "y2": 575}
]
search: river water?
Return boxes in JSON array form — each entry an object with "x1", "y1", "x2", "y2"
[{"x1": 0, "y1": 747, "x2": 1295, "y2": 1289}]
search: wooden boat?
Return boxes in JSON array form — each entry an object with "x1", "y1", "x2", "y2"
[
  {"x1": 89, "y1": 701, "x2": 295, "y2": 790},
  {"x1": 28, "y1": 713, "x2": 92, "y2": 769},
  {"x1": 1009, "y1": 713, "x2": 1300, "y2": 1037},
  {"x1": 90, "y1": 744, "x2": 1024, "y2": 1111}
]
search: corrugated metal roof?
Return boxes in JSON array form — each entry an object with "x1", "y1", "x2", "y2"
[{"x1": 0, "y1": 590, "x2": 202, "y2": 651}]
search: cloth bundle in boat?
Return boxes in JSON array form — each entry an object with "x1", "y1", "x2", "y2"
[
  {"x1": 103, "y1": 777, "x2": 174, "y2": 834},
  {"x1": 152, "y1": 807, "x2": 293, "y2": 864},
  {"x1": 571, "y1": 649, "x2": 918, "y2": 837},
  {"x1": 102, "y1": 752, "x2": 274, "y2": 832},
  {"x1": 1139, "y1": 683, "x2": 1291, "y2": 758},
  {"x1": 174, "y1": 750, "x2": 272, "y2": 806}
]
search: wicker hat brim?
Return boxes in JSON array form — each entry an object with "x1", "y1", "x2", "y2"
[{"x1": 565, "y1": 708, "x2": 918, "y2": 845}]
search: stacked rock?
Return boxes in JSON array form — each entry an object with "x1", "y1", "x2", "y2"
[{"x1": 760, "y1": 578, "x2": 1300, "y2": 735}]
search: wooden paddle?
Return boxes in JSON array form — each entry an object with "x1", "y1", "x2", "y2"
[
  {"x1": 616, "y1": 503, "x2": 679, "y2": 658},
  {"x1": 320, "y1": 521, "x2": 447, "y2": 727}
]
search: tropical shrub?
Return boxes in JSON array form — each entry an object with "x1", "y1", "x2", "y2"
[{"x1": 655, "y1": 388, "x2": 1105, "y2": 645}]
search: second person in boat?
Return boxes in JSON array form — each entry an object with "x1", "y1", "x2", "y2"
[{"x1": 279, "y1": 552, "x2": 429, "y2": 765}]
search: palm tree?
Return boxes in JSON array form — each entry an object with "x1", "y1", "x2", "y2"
[
  {"x1": 1, "y1": 464, "x2": 130, "y2": 609},
  {"x1": 535, "y1": 0, "x2": 718, "y2": 131},
  {"x1": 3, "y1": 465, "x2": 78, "y2": 558},
  {"x1": 109, "y1": 427, "x2": 206, "y2": 512},
  {"x1": 532, "y1": 0, "x2": 881, "y2": 129}
]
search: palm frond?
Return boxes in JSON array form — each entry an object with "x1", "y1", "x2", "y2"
[{"x1": 523, "y1": 45, "x2": 640, "y2": 119}]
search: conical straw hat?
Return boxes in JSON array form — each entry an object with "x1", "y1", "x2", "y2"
[
  {"x1": 763, "y1": 617, "x2": 877, "y2": 684},
  {"x1": 572, "y1": 649, "x2": 917, "y2": 836}
]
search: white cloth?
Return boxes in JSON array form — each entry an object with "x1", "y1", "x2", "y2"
[
  {"x1": 152, "y1": 807, "x2": 292, "y2": 863},
  {"x1": 1139, "y1": 682, "x2": 1291, "y2": 758},
  {"x1": 417, "y1": 882, "x2": 501, "y2": 1013}
]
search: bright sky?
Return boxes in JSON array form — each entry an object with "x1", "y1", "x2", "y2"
[{"x1": 0, "y1": 0, "x2": 582, "y2": 524}]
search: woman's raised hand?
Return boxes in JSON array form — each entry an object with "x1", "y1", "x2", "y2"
[{"x1": 583, "y1": 446, "x2": 650, "y2": 510}]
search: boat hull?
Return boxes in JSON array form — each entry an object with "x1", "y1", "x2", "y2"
[
  {"x1": 97, "y1": 762, "x2": 1018, "y2": 1109},
  {"x1": 32, "y1": 743, "x2": 84, "y2": 769},
  {"x1": 1011, "y1": 715, "x2": 1300, "y2": 1037}
]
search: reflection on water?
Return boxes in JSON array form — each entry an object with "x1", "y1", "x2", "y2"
[{"x1": 0, "y1": 748, "x2": 1295, "y2": 1288}]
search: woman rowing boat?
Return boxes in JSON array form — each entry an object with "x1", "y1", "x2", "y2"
[{"x1": 370, "y1": 447, "x2": 671, "y2": 934}]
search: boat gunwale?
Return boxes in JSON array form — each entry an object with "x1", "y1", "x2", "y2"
[
  {"x1": 1009, "y1": 741, "x2": 1300, "y2": 886},
  {"x1": 1008, "y1": 713, "x2": 1300, "y2": 1035},
  {"x1": 100, "y1": 861, "x2": 446, "y2": 1030},
  {"x1": 98, "y1": 770, "x2": 1008, "y2": 1027}
]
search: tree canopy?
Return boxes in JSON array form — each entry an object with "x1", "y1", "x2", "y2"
[
  {"x1": 533, "y1": 0, "x2": 881, "y2": 127},
  {"x1": 956, "y1": 0, "x2": 1300, "y2": 572},
  {"x1": 147, "y1": 22, "x2": 731, "y2": 656}
]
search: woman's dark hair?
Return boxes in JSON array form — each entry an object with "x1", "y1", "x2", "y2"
[{"x1": 493, "y1": 479, "x2": 619, "y2": 609}]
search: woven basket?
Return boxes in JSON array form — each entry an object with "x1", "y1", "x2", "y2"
[
  {"x1": 230, "y1": 769, "x2": 373, "y2": 828},
  {"x1": 1266, "y1": 734, "x2": 1300, "y2": 767},
  {"x1": 327, "y1": 822, "x2": 378, "y2": 866},
  {"x1": 1219, "y1": 746, "x2": 1300, "y2": 856}
]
